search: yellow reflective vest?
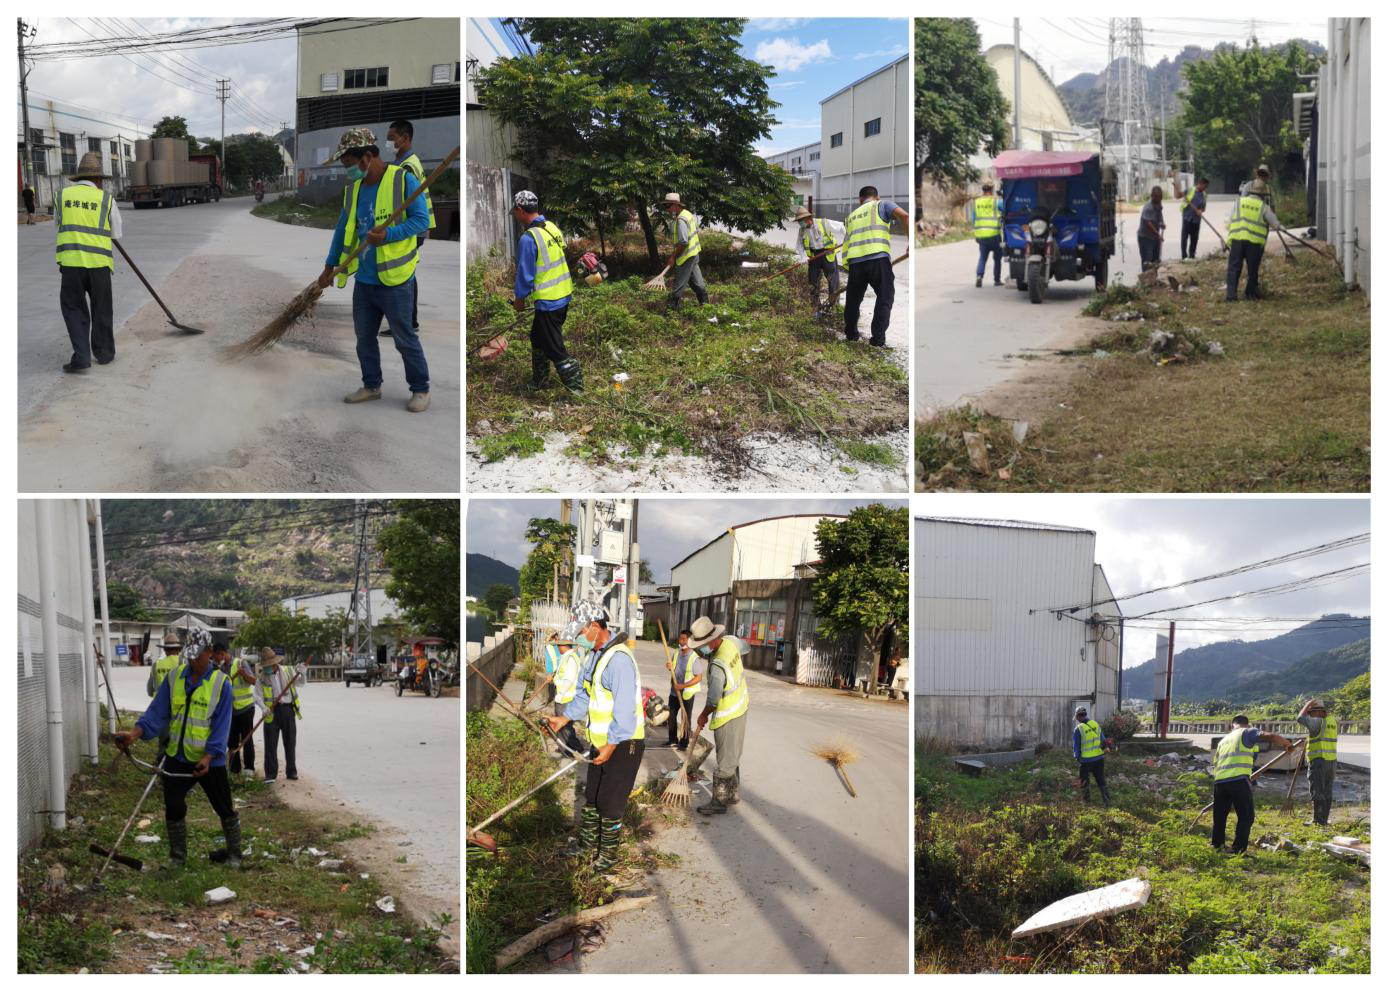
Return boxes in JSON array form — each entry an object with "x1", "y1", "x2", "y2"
[
  {"x1": 708, "y1": 638, "x2": 749, "y2": 730},
  {"x1": 55, "y1": 184, "x2": 115, "y2": 269},
  {"x1": 583, "y1": 641, "x2": 644, "y2": 747},
  {"x1": 227, "y1": 658, "x2": 255, "y2": 711},
  {"x1": 1228, "y1": 195, "x2": 1269, "y2": 246},
  {"x1": 165, "y1": 664, "x2": 230, "y2": 763},
  {"x1": 261, "y1": 671, "x2": 302, "y2": 724},
  {"x1": 1307, "y1": 716, "x2": 1337, "y2": 762},
  {"x1": 843, "y1": 199, "x2": 892, "y2": 264},
  {"x1": 554, "y1": 647, "x2": 583, "y2": 705},
  {"x1": 395, "y1": 151, "x2": 435, "y2": 229},
  {"x1": 1214, "y1": 728, "x2": 1258, "y2": 781},
  {"x1": 670, "y1": 648, "x2": 701, "y2": 701},
  {"x1": 673, "y1": 208, "x2": 701, "y2": 265},
  {"x1": 336, "y1": 163, "x2": 419, "y2": 288},
  {"x1": 972, "y1": 195, "x2": 1001, "y2": 239},
  {"x1": 1078, "y1": 719, "x2": 1104, "y2": 760},
  {"x1": 524, "y1": 220, "x2": 574, "y2": 303},
  {"x1": 800, "y1": 217, "x2": 839, "y2": 261}
]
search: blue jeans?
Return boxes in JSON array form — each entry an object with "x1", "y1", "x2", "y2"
[
  {"x1": 976, "y1": 236, "x2": 1002, "y2": 281},
  {"x1": 352, "y1": 278, "x2": 429, "y2": 393}
]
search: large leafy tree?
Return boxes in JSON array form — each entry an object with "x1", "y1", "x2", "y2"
[
  {"x1": 376, "y1": 500, "x2": 461, "y2": 642},
  {"x1": 234, "y1": 606, "x2": 346, "y2": 666},
  {"x1": 477, "y1": 18, "x2": 795, "y2": 267},
  {"x1": 811, "y1": 504, "x2": 910, "y2": 664},
  {"x1": 1176, "y1": 42, "x2": 1321, "y2": 189},
  {"x1": 518, "y1": 517, "x2": 577, "y2": 619},
  {"x1": 151, "y1": 115, "x2": 200, "y2": 158},
  {"x1": 916, "y1": 18, "x2": 1009, "y2": 189},
  {"x1": 483, "y1": 583, "x2": 516, "y2": 620},
  {"x1": 100, "y1": 579, "x2": 155, "y2": 621}
]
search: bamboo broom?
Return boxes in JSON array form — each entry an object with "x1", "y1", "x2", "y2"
[
  {"x1": 225, "y1": 145, "x2": 460, "y2": 359},
  {"x1": 657, "y1": 620, "x2": 695, "y2": 808},
  {"x1": 812, "y1": 739, "x2": 860, "y2": 798}
]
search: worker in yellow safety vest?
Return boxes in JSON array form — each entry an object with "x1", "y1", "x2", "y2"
[
  {"x1": 56, "y1": 151, "x2": 122, "y2": 372},
  {"x1": 1297, "y1": 697, "x2": 1339, "y2": 827},
  {"x1": 1072, "y1": 706, "x2": 1113, "y2": 806},
  {"x1": 664, "y1": 628, "x2": 704, "y2": 750},
  {"x1": 1224, "y1": 178, "x2": 1284, "y2": 303},
  {"x1": 1211, "y1": 715, "x2": 1295, "y2": 854},
  {"x1": 114, "y1": 628, "x2": 241, "y2": 868},
  {"x1": 257, "y1": 646, "x2": 303, "y2": 783},
  {"x1": 316, "y1": 126, "x2": 432, "y2": 413},
  {"x1": 215, "y1": 642, "x2": 259, "y2": 779},
  {"x1": 794, "y1": 205, "x2": 843, "y2": 309},
  {"x1": 385, "y1": 119, "x2": 435, "y2": 338},
  {"x1": 971, "y1": 180, "x2": 1005, "y2": 288},
  {"x1": 686, "y1": 615, "x2": 750, "y2": 815},
  {"x1": 544, "y1": 605, "x2": 644, "y2": 874},
  {"x1": 660, "y1": 192, "x2": 709, "y2": 313},
  {"x1": 511, "y1": 189, "x2": 583, "y2": 393},
  {"x1": 841, "y1": 185, "x2": 909, "y2": 346},
  {"x1": 1180, "y1": 177, "x2": 1210, "y2": 259}
]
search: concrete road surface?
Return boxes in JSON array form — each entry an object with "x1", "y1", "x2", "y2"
[
  {"x1": 1167, "y1": 730, "x2": 1370, "y2": 771},
  {"x1": 17, "y1": 193, "x2": 459, "y2": 492},
  {"x1": 576, "y1": 640, "x2": 910, "y2": 974},
  {"x1": 916, "y1": 196, "x2": 1235, "y2": 415}
]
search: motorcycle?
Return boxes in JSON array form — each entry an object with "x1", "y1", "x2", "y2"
[
  {"x1": 396, "y1": 656, "x2": 443, "y2": 698},
  {"x1": 254, "y1": 190, "x2": 264, "y2": 203}
]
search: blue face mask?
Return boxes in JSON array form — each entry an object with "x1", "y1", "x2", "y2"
[
  {"x1": 345, "y1": 164, "x2": 366, "y2": 182},
  {"x1": 575, "y1": 634, "x2": 594, "y2": 650}
]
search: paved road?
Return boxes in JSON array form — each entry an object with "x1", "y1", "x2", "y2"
[
  {"x1": 916, "y1": 196, "x2": 1236, "y2": 415},
  {"x1": 576, "y1": 640, "x2": 910, "y2": 974},
  {"x1": 1167, "y1": 730, "x2": 1370, "y2": 771}
]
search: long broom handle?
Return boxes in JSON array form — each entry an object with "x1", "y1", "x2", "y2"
[
  {"x1": 468, "y1": 758, "x2": 579, "y2": 838},
  {"x1": 329, "y1": 145, "x2": 460, "y2": 279},
  {"x1": 758, "y1": 246, "x2": 834, "y2": 284},
  {"x1": 233, "y1": 666, "x2": 304, "y2": 753},
  {"x1": 98, "y1": 756, "x2": 165, "y2": 880},
  {"x1": 467, "y1": 659, "x2": 594, "y2": 764},
  {"x1": 1199, "y1": 212, "x2": 1228, "y2": 250},
  {"x1": 657, "y1": 620, "x2": 686, "y2": 741},
  {"x1": 1279, "y1": 227, "x2": 1336, "y2": 259},
  {"x1": 112, "y1": 239, "x2": 180, "y2": 324}
]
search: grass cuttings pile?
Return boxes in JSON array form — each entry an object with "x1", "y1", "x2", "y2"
[
  {"x1": 466, "y1": 231, "x2": 907, "y2": 471},
  {"x1": 917, "y1": 247, "x2": 1368, "y2": 493},
  {"x1": 465, "y1": 711, "x2": 674, "y2": 973},
  {"x1": 914, "y1": 745, "x2": 1370, "y2": 974}
]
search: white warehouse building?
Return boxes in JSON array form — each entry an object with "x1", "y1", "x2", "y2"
[
  {"x1": 282, "y1": 587, "x2": 401, "y2": 621},
  {"x1": 915, "y1": 517, "x2": 1122, "y2": 749},
  {"x1": 817, "y1": 55, "x2": 909, "y2": 221}
]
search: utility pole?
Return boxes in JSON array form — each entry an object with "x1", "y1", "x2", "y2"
[
  {"x1": 18, "y1": 19, "x2": 36, "y2": 195},
  {"x1": 1012, "y1": 19, "x2": 1022, "y2": 148},
  {"x1": 216, "y1": 78, "x2": 230, "y2": 180},
  {"x1": 1161, "y1": 621, "x2": 1175, "y2": 740}
]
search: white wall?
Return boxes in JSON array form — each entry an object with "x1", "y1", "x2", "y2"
[
  {"x1": 730, "y1": 516, "x2": 838, "y2": 583},
  {"x1": 1318, "y1": 17, "x2": 1371, "y2": 297},
  {"x1": 818, "y1": 56, "x2": 910, "y2": 219},
  {"x1": 671, "y1": 531, "x2": 734, "y2": 601},
  {"x1": 282, "y1": 587, "x2": 401, "y2": 621},
  {"x1": 298, "y1": 18, "x2": 458, "y2": 96}
]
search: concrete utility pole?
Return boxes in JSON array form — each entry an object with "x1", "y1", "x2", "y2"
[
  {"x1": 1161, "y1": 621, "x2": 1175, "y2": 739},
  {"x1": 216, "y1": 78, "x2": 230, "y2": 178},
  {"x1": 1012, "y1": 19, "x2": 1022, "y2": 148},
  {"x1": 18, "y1": 19, "x2": 36, "y2": 193}
]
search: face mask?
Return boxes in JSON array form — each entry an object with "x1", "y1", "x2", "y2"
[
  {"x1": 697, "y1": 646, "x2": 711, "y2": 657},
  {"x1": 345, "y1": 164, "x2": 366, "y2": 182},
  {"x1": 575, "y1": 634, "x2": 594, "y2": 650}
]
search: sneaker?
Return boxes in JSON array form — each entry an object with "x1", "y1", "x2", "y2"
[
  {"x1": 344, "y1": 387, "x2": 382, "y2": 404},
  {"x1": 62, "y1": 362, "x2": 90, "y2": 374},
  {"x1": 975, "y1": 276, "x2": 983, "y2": 288},
  {"x1": 406, "y1": 392, "x2": 430, "y2": 413}
]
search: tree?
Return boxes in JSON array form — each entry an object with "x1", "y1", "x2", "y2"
[
  {"x1": 101, "y1": 579, "x2": 155, "y2": 621},
  {"x1": 518, "y1": 517, "x2": 577, "y2": 618},
  {"x1": 234, "y1": 606, "x2": 345, "y2": 666},
  {"x1": 477, "y1": 18, "x2": 796, "y2": 267},
  {"x1": 376, "y1": 500, "x2": 460, "y2": 642},
  {"x1": 483, "y1": 583, "x2": 515, "y2": 620},
  {"x1": 810, "y1": 505, "x2": 910, "y2": 673},
  {"x1": 1203, "y1": 698, "x2": 1232, "y2": 717},
  {"x1": 204, "y1": 134, "x2": 287, "y2": 188},
  {"x1": 916, "y1": 19, "x2": 1009, "y2": 189},
  {"x1": 151, "y1": 115, "x2": 199, "y2": 158},
  {"x1": 639, "y1": 559, "x2": 655, "y2": 584},
  {"x1": 1176, "y1": 42, "x2": 1321, "y2": 189}
]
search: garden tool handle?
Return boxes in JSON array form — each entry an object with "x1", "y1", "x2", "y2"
[{"x1": 112, "y1": 239, "x2": 180, "y2": 325}]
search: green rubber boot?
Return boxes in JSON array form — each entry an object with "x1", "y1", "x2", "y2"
[
  {"x1": 166, "y1": 818, "x2": 188, "y2": 866},
  {"x1": 595, "y1": 817, "x2": 623, "y2": 874},
  {"x1": 209, "y1": 816, "x2": 243, "y2": 868}
]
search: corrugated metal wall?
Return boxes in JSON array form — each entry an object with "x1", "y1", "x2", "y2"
[
  {"x1": 17, "y1": 500, "x2": 93, "y2": 853},
  {"x1": 671, "y1": 532, "x2": 733, "y2": 601}
]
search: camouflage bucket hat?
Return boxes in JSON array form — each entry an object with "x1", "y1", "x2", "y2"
[
  {"x1": 321, "y1": 126, "x2": 377, "y2": 165},
  {"x1": 181, "y1": 628, "x2": 213, "y2": 664}
]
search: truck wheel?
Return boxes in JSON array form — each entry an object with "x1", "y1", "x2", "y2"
[{"x1": 1027, "y1": 259, "x2": 1046, "y2": 304}]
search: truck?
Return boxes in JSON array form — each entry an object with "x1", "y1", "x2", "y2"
[{"x1": 129, "y1": 153, "x2": 223, "y2": 209}]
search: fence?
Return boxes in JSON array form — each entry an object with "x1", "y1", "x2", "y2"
[
  {"x1": 1145, "y1": 720, "x2": 1370, "y2": 736},
  {"x1": 527, "y1": 600, "x2": 569, "y2": 668},
  {"x1": 466, "y1": 630, "x2": 516, "y2": 712}
]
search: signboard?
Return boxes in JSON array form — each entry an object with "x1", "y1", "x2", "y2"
[
  {"x1": 575, "y1": 554, "x2": 595, "y2": 569},
  {"x1": 613, "y1": 501, "x2": 632, "y2": 520},
  {"x1": 115, "y1": 644, "x2": 129, "y2": 656},
  {"x1": 599, "y1": 529, "x2": 625, "y2": 564},
  {"x1": 1153, "y1": 634, "x2": 1170, "y2": 700},
  {"x1": 614, "y1": 566, "x2": 627, "y2": 585}
]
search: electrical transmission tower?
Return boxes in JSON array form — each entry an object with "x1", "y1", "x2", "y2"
[
  {"x1": 348, "y1": 500, "x2": 377, "y2": 664},
  {"x1": 1103, "y1": 18, "x2": 1153, "y2": 201}
]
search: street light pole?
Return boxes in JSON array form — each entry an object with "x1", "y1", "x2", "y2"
[{"x1": 18, "y1": 19, "x2": 36, "y2": 195}]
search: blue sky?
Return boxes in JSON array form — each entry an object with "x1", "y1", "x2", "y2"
[{"x1": 740, "y1": 18, "x2": 908, "y2": 156}]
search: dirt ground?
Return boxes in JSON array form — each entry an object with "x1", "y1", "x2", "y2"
[{"x1": 19, "y1": 255, "x2": 459, "y2": 492}]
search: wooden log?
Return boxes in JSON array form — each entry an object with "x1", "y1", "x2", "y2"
[{"x1": 495, "y1": 895, "x2": 656, "y2": 970}]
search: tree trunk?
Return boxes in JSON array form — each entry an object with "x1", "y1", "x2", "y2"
[{"x1": 636, "y1": 201, "x2": 660, "y2": 269}]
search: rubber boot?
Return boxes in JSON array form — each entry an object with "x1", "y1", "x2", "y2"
[
  {"x1": 725, "y1": 772, "x2": 741, "y2": 807},
  {"x1": 569, "y1": 805, "x2": 600, "y2": 861},
  {"x1": 664, "y1": 296, "x2": 680, "y2": 316},
  {"x1": 209, "y1": 816, "x2": 243, "y2": 867},
  {"x1": 697, "y1": 776, "x2": 731, "y2": 816},
  {"x1": 529, "y1": 351, "x2": 551, "y2": 391},
  {"x1": 167, "y1": 818, "x2": 188, "y2": 867},
  {"x1": 595, "y1": 817, "x2": 622, "y2": 874},
  {"x1": 556, "y1": 358, "x2": 584, "y2": 394}
]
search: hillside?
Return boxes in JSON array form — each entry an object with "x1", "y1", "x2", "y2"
[
  {"x1": 101, "y1": 500, "x2": 374, "y2": 612},
  {"x1": 1123, "y1": 616, "x2": 1369, "y2": 703},
  {"x1": 465, "y1": 553, "x2": 519, "y2": 599},
  {"x1": 1224, "y1": 638, "x2": 1370, "y2": 703}
]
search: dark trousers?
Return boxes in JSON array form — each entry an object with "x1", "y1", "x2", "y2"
[
  {"x1": 1309, "y1": 758, "x2": 1335, "y2": 825},
  {"x1": 843, "y1": 256, "x2": 894, "y2": 346},
  {"x1": 1211, "y1": 777, "x2": 1256, "y2": 852},
  {"x1": 975, "y1": 236, "x2": 1002, "y2": 281},
  {"x1": 24, "y1": 190, "x2": 36, "y2": 215},
  {"x1": 1225, "y1": 239, "x2": 1265, "y2": 300},
  {"x1": 1079, "y1": 758, "x2": 1110, "y2": 804},
  {"x1": 59, "y1": 265, "x2": 115, "y2": 367},
  {"x1": 1180, "y1": 217, "x2": 1202, "y2": 258},
  {"x1": 227, "y1": 705, "x2": 256, "y2": 774},
  {"x1": 667, "y1": 692, "x2": 694, "y2": 745},
  {"x1": 807, "y1": 254, "x2": 840, "y2": 302},
  {"x1": 1138, "y1": 236, "x2": 1162, "y2": 270},
  {"x1": 161, "y1": 757, "x2": 235, "y2": 822},
  {"x1": 531, "y1": 305, "x2": 571, "y2": 366},
  {"x1": 585, "y1": 738, "x2": 645, "y2": 819},
  {"x1": 262, "y1": 704, "x2": 298, "y2": 779}
]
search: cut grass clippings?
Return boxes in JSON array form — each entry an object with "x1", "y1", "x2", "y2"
[
  {"x1": 19, "y1": 734, "x2": 450, "y2": 974},
  {"x1": 917, "y1": 248, "x2": 1368, "y2": 492},
  {"x1": 467, "y1": 231, "x2": 907, "y2": 473},
  {"x1": 915, "y1": 746, "x2": 1370, "y2": 974}
]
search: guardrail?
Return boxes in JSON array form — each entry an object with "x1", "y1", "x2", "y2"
[
  {"x1": 466, "y1": 631, "x2": 516, "y2": 712},
  {"x1": 1144, "y1": 720, "x2": 1370, "y2": 735},
  {"x1": 307, "y1": 665, "x2": 342, "y2": 682}
]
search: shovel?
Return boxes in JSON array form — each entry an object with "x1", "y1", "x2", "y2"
[
  {"x1": 112, "y1": 239, "x2": 206, "y2": 334},
  {"x1": 1199, "y1": 213, "x2": 1228, "y2": 252}
]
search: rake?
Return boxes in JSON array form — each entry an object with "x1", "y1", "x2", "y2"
[
  {"x1": 643, "y1": 264, "x2": 672, "y2": 291},
  {"x1": 1281, "y1": 741, "x2": 1307, "y2": 814},
  {"x1": 657, "y1": 620, "x2": 696, "y2": 808},
  {"x1": 812, "y1": 739, "x2": 860, "y2": 798}
]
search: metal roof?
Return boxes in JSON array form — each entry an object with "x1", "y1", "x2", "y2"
[
  {"x1": 916, "y1": 515, "x2": 1095, "y2": 536},
  {"x1": 819, "y1": 54, "x2": 908, "y2": 106},
  {"x1": 669, "y1": 514, "x2": 847, "y2": 574}
]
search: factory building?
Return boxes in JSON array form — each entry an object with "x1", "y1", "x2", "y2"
[
  {"x1": 817, "y1": 55, "x2": 909, "y2": 221},
  {"x1": 18, "y1": 96, "x2": 146, "y2": 210},
  {"x1": 762, "y1": 140, "x2": 822, "y2": 211}
]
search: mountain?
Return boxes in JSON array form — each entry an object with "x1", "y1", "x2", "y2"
[
  {"x1": 1124, "y1": 616, "x2": 1369, "y2": 703},
  {"x1": 1224, "y1": 638, "x2": 1370, "y2": 703},
  {"x1": 466, "y1": 553, "x2": 519, "y2": 599}
]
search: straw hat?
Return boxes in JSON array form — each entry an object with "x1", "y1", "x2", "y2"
[
  {"x1": 259, "y1": 646, "x2": 283, "y2": 665},
  {"x1": 687, "y1": 616, "x2": 726, "y2": 649},
  {"x1": 661, "y1": 192, "x2": 685, "y2": 209},
  {"x1": 71, "y1": 151, "x2": 110, "y2": 180},
  {"x1": 793, "y1": 206, "x2": 813, "y2": 222}
]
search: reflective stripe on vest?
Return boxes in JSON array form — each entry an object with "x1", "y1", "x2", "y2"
[
  {"x1": 1078, "y1": 720, "x2": 1104, "y2": 760},
  {"x1": 554, "y1": 648, "x2": 583, "y2": 705},
  {"x1": 672, "y1": 649, "x2": 700, "y2": 701},
  {"x1": 337, "y1": 164, "x2": 419, "y2": 287},
  {"x1": 843, "y1": 199, "x2": 892, "y2": 263},
  {"x1": 166, "y1": 664, "x2": 229, "y2": 763},
  {"x1": 525, "y1": 221, "x2": 574, "y2": 302},
  {"x1": 1228, "y1": 195, "x2": 1269, "y2": 245},
  {"x1": 973, "y1": 196, "x2": 1001, "y2": 239},
  {"x1": 155, "y1": 654, "x2": 181, "y2": 682},
  {"x1": 228, "y1": 659, "x2": 254, "y2": 711},
  {"x1": 1307, "y1": 716, "x2": 1337, "y2": 762},
  {"x1": 56, "y1": 185, "x2": 114, "y2": 269},
  {"x1": 1214, "y1": 728, "x2": 1257, "y2": 781},
  {"x1": 674, "y1": 209, "x2": 701, "y2": 265},
  {"x1": 800, "y1": 217, "x2": 839, "y2": 258},
  {"x1": 1183, "y1": 189, "x2": 1196, "y2": 209},
  {"x1": 708, "y1": 638, "x2": 749, "y2": 730},
  {"x1": 397, "y1": 152, "x2": 435, "y2": 227},
  {"x1": 583, "y1": 642, "x2": 644, "y2": 746},
  {"x1": 261, "y1": 676, "x2": 302, "y2": 724}
]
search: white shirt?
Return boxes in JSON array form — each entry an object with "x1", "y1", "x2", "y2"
[
  {"x1": 798, "y1": 218, "x2": 845, "y2": 258},
  {"x1": 61, "y1": 178, "x2": 123, "y2": 238}
]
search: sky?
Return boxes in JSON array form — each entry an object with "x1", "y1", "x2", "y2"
[
  {"x1": 918, "y1": 496, "x2": 1370, "y2": 668},
  {"x1": 467, "y1": 498, "x2": 907, "y2": 585},
  {"x1": 972, "y1": 17, "x2": 1331, "y2": 87},
  {"x1": 23, "y1": 18, "x2": 297, "y2": 138}
]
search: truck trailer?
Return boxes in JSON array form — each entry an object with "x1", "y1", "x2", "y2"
[{"x1": 129, "y1": 153, "x2": 223, "y2": 209}]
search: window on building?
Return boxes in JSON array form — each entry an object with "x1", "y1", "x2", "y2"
[
  {"x1": 791, "y1": 156, "x2": 800, "y2": 166},
  {"x1": 830, "y1": 132, "x2": 843, "y2": 148},
  {"x1": 320, "y1": 72, "x2": 339, "y2": 92},
  {"x1": 809, "y1": 151, "x2": 819, "y2": 161},
  {"x1": 456, "y1": 62, "x2": 461, "y2": 82},
  {"x1": 29, "y1": 129, "x2": 46, "y2": 177},
  {"x1": 735, "y1": 597, "x2": 787, "y2": 647},
  {"x1": 864, "y1": 117, "x2": 881, "y2": 138},
  {"x1": 88, "y1": 137, "x2": 101, "y2": 154},
  {"x1": 124, "y1": 143, "x2": 132, "y2": 159},
  {"x1": 59, "y1": 132, "x2": 76, "y2": 175},
  {"x1": 431, "y1": 63, "x2": 451, "y2": 85},
  {"x1": 109, "y1": 140, "x2": 118, "y2": 157},
  {"x1": 344, "y1": 66, "x2": 389, "y2": 90}
]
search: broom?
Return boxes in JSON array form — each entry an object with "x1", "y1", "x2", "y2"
[
  {"x1": 658, "y1": 620, "x2": 694, "y2": 808},
  {"x1": 225, "y1": 145, "x2": 460, "y2": 359},
  {"x1": 812, "y1": 739, "x2": 860, "y2": 798}
]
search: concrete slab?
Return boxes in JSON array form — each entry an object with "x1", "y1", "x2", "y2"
[{"x1": 1011, "y1": 878, "x2": 1152, "y2": 939}]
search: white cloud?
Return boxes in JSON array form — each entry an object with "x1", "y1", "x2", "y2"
[
  {"x1": 754, "y1": 37, "x2": 833, "y2": 73},
  {"x1": 770, "y1": 80, "x2": 808, "y2": 90},
  {"x1": 747, "y1": 18, "x2": 810, "y2": 33},
  {"x1": 854, "y1": 45, "x2": 908, "y2": 61}
]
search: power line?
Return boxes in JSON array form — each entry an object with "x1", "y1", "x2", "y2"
[{"x1": 1120, "y1": 563, "x2": 1370, "y2": 621}]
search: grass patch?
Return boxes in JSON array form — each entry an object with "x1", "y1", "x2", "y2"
[
  {"x1": 251, "y1": 195, "x2": 340, "y2": 229},
  {"x1": 916, "y1": 746, "x2": 1370, "y2": 973},
  {"x1": 466, "y1": 232, "x2": 907, "y2": 473},
  {"x1": 917, "y1": 224, "x2": 973, "y2": 248},
  {"x1": 18, "y1": 735, "x2": 449, "y2": 974},
  {"x1": 919, "y1": 249, "x2": 1368, "y2": 492}
]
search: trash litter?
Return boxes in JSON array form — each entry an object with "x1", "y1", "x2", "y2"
[
  {"x1": 1208, "y1": 341, "x2": 1225, "y2": 355},
  {"x1": 375, "y1": 896, "x2": 396, "y2": 914},
  {"x1": 317, "y1": 858, "x2": 344, "y2": 870},
  {"x1": 203, "y1": 887, "x2": 236, "y2": 905},
  {"x1": 962, "y1": 431, "x2": 990, "y2": 474},
  {"x1": 708, "y1": 316, "x2": 719, "y2": 324},
  {"x1": 1012, "y1": 878, "x2": 1151, "y2": 938},
  {"x1": 134, "y1": 835, "x2": 161, "y2": 844},
  {"x1": 612, "y1": 372, "x2": 630, "y2": 383}
]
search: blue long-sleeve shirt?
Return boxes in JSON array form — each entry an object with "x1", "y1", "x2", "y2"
[
  {"x1": 135, "y1": 664, "x2": 234, "y2": 766},
  {"x1": 563, "y1": 640, "x2": 639, "y2": 743},
  {"x1": 325, "y1": 168, "x2": 429, "y2": 285},
  {"x1": 514, "y1": 214, "x2": 571, "y2": 312}
]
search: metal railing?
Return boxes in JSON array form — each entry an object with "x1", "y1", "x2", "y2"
[{"x1": 1144, "y1": 719, "x2": 1370, "y2": 736}]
